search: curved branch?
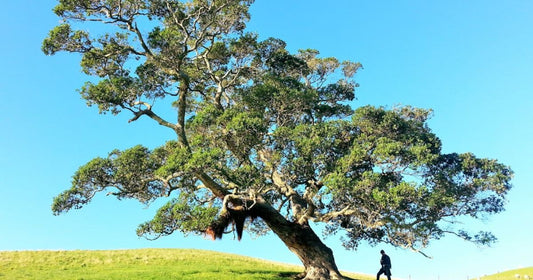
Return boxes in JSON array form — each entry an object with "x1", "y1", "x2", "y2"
[
  {"x1": 128, "y1": 106, "x2": 179, "y2": 132},
  {"x1": 409, "y1": 248, "x2": 432, "y2": 259},
  {"x1": 175, "y1": 82, "x2": 191, "y2": 149},
  {"x1": 195, "y1": 172, "x2": 229, "y2": 199},
  {"x1": 130, "y1": 22, "x2": 153, "y2": 58},
  {"x1": 316, "y1": 206, "x2": 358, "y2": 223}
]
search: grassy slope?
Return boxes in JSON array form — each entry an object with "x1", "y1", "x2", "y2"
[
  {"x1": 0, "y1": 248, "x2": 373, "y2": 280},
  {"x1": 473, "y1": 267, "x2": 533, "y2": 280}
]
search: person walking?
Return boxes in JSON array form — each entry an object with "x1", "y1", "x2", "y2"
[{"x1": 377, "y1": 250, "x2": 392, "y2": 280}]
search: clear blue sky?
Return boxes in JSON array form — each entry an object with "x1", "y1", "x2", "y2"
[{"x1": 1, "y1": 1, "x2": 532, "y2": 280}]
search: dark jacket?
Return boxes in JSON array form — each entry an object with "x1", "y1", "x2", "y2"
[{"x1": 380, "y1": 254, "x2": 391, "y2": 268}]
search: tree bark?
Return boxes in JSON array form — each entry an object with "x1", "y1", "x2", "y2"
[
  {"x1": 255, "y1": 200, "x2": 345, "y2": 280},
  {"x1": 276, "y1": 222, "x2": 344, "y2": 280}
]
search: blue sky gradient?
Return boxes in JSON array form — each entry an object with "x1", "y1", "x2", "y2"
[{"x1": 1, "y1": 1, "x2": 532, "y2": 280}]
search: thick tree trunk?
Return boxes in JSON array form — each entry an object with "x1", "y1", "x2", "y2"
[
  {"x1": 275, "y1": 222, "x2": 344, "y2": 280},
  {"x1": 255, "y1": 201, "x2": 345, "y2": 280}
]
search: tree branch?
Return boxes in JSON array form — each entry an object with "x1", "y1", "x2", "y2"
[
  {"x1": 316, "y1": 206, "x2": 357, "y2": 223},
  {"x1": 195, "y1": 172, "x2": 229, "y2": 199},
  {"x1": 128, "y1": 105, "x2": 179, "y2": 132}
]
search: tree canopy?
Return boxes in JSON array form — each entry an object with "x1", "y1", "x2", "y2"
[{"x1": 44, "y1": 0, "x2": 513, "y2": 279}]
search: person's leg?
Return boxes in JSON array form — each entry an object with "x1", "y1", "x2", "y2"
[{"x1": 377, "y1": 268, "x2": 384, "y2": 280}]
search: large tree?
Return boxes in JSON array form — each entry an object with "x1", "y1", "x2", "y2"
[{"x1": 43, "y1": 1, "x2": 513, "y2": 279}]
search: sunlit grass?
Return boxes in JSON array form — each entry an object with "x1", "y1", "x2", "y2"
[
  {"x1": 0, "y1": 248, "x2": 373, "y2": 280},
  {"x1": 472, "y1": 267, "x2": 533, "y2": 280}
]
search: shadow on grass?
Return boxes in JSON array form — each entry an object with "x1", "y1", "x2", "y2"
[
  {"x1": 276, "y1": 272, "x2": 299, "y2": 279},
  {"x1": 276, "y1": 272, "x2": 365, "y2": 280}
]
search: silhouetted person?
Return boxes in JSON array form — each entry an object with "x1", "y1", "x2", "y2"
[{"x1": 377, "y1": 250, "x2": 392, "y2": 280}]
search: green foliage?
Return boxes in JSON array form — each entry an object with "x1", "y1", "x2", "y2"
[
  {"x1": 42, "y1": 24, "x2": 91, "y2": 55},
  {"x1": 45, "y1": 0, "x2": 512, "y2": 260},
  {"x1": 137, "y1": 193, "x2": 220, "y2": 238},
  {"x1": 323, "y1": 106, "x2": 512, "y2": 250},
  {"x1": 53, "y1": 145, "x2": 166, "y2": 215},
  {"x1": 79, "y1": 77, "x2": 139, "y2": 114},
  {"x1": 80, "y1": 33, "x2": 132, "y2": 77},
  {"x1": 273, "y1": 121, "x2": 350, "y2": 184},
  {"x1": 52, "y1": 157, "x2": 114, "y2": 215}
]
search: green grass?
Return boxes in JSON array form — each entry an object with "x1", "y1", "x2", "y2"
[
  {"x1": 472, "y1": 267, "x2": 533, "y2": 280},
  {"x1": 0, "y1": 248, "x2": 373, "y2": 280}
]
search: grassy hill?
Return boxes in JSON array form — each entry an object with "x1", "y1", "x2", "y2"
[
  {"x1": 472, "y1": 267, "x2": 533, "y2": 280},
  {"x1": 0, "y1": 248, "x2": 374, "y2": 280}
]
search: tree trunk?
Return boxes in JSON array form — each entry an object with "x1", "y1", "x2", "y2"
[
  {"x1": 256, "y1": 202, "x2": 345, "y2": 280},
  {"x1": 276, "y1": 222, "x2": 344, "y2": 280}
]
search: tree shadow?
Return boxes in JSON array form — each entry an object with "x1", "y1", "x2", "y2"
[
  {"x1": 276, "y1": 272, "x2": 366, "y2": 280},
  {"x1": 276, "y1": 272, "x2": 299, "y2": 278}
]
